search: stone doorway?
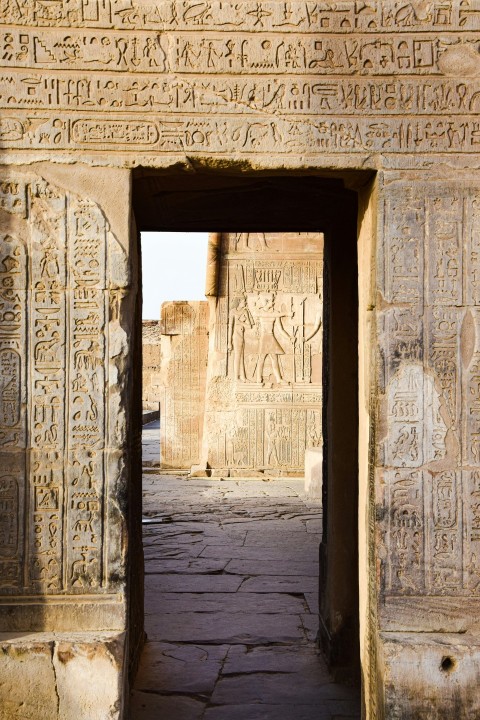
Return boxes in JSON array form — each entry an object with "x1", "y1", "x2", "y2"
[{"x1": 129, "y1": 172, "x2": 365, "y2": 717}]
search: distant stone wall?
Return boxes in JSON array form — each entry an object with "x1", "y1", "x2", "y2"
[
  {"x1": 142, "y1": 320, "x2": 162, "y2": 411},
  {"x1": 159, "y1": 301, "x2": 209, "y2": 469},
  {"x1": 203, "y1": 232, "x2": 323, "y2": 476}
]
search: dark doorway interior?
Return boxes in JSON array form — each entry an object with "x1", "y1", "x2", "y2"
[{"x1": 129, "y1": 171, "x2": 361, "y2": 696}]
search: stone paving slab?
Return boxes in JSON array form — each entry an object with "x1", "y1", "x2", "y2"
[
  {"x1": 134, "y1": 643, "x2": 229, "y2": 694},
  {"x1": 222, "y1": 645, "x2": 328, "y2": 675},
  {"x1": 144, "y1": 557, "x2": 228, "y2": 574},
  {"x1": 130, "y1": 692, "x2": 206, "y2": 720},
  {"x1": 141, "y1": 420, "x2": 161, "y2": 467},
  {"x1": 145, "y1": 573, "x2": 244, "y2": 594},
  {"x1": 210, "y1": 674, "x2": 359, "y2": 705},
  {"x1": 225, "y1": 559, "x2": 318, "y2": 576},
  {"x1": 145, "y1": 593, "x2": 308, "y2": 615},
  {"x1": 145, "y1": 611, "x2": 306, "y2": 644},
  {"x1": 132, "y1": 453, "x2": 360, "y2": 720},
  {"x1": 239, "y1": 575, "x2": 318, "y2": 594},
  {"x1": 203, "y1": 706, "x2": 357, "y2": 720},
  {"x1": 199, "y1": 544, "x2": 319, "y2": 561}
]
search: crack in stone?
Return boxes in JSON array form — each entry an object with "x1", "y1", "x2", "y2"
[{"x1": 51, "y1": 642, "x2": 60, "y2": 719}]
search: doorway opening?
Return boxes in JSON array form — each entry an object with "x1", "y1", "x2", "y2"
[{"x1": 128, "y1": 172, "x2": 364, "y2": 718}]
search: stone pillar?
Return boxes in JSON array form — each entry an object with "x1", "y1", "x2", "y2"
[
  {"x1": 368, "y1": 173, "x2": 480, "y2": 718},
  {"x1": 142, "y1": 320, "x2": 162, "y2": 412},
  {"x1": 203, "y1": 232, "x2": 323, "y2": 476},
  {"x1": 0, "y1": 165, "x2": 139, "y2": 719},
  {"x1": 159, "y1": 301, "x2": 209, "y2": 470}
]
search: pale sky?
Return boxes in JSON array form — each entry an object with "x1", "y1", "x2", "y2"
[{"x1": 141, "y1": 232, "x2": 209, "y2": 319}]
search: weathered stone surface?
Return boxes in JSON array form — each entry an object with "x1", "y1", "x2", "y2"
[
  {"x1": 379, "y1": 632, "x2": 480, "y2": 719},
  {"x1": 160, "y1": 301, "x2": 209, "y2": 469},
  {"x1": 202, "y1": 232, "x2": 323, "y2": 475},
  {"x1": 0, "y1": 632, "x2": 125, "y2": 720}
]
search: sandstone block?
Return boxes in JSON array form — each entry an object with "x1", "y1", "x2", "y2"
[
  {"x1": 379, "y1": 632, "x2": 480, "y2": 720},
  {"x1": 0, "y1": 632, "x2": 126, "y2": 720}
]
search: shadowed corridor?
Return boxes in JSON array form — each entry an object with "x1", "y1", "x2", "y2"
[{"x1": 130, "y1": 420, "x2": 360, "y2": 719}]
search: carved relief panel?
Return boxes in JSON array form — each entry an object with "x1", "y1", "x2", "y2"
[
  {"x1": 205, "y1": 232, "x2": 323, "y2": 474},
  {"x1": 0, "y1": 172, "x2": 128, "y2": 600}
]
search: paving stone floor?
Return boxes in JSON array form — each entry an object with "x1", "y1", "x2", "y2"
[
  {"x1": 131, "y1": 422, "x2": 360, "y2": 720},
  {"x1": 142, "y1": 418, "x2": 161, "y2": 466}
]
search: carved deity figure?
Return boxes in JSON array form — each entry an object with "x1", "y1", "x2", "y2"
[
  {"x1": 235, "y1": 233, "x2": 269, "y2": 252},
  {"x1": 228, "y1": 295, "x2": 254, "y2": 381},
  {"x1": 252, "y1": 293, "x2": 290, "y2": 384},
  {"x1": 265, "y1": 414, "x2": 281, "y2": 465},
  {"x1": 39, "y1": 239, "x2": 60, "y2": 279}
]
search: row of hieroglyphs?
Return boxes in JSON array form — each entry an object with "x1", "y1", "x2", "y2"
[
  {"x1": 0, "y1": 175, "x2": 128, "y2": 595},
  {"x1": 379, "y1": 184, "x2": 480, "y2": 597},
  {"x1": 2, "y1": 75, "x2": 480, "y2": 115},
  {"x1": 0, "y1": 30, "x2": 479, "y2": 75},
  {"x1": 1, "y1": 0, "x2": 479, "y2": 32},
  {"x1": 1, "y1": 114, "x2": 480, "y2": 153}
]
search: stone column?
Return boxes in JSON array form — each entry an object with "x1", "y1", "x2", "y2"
[
  {"x1": 0, "y1": 165, "x2": 139, "y2": 719},
  {"x1": 368, "y1": 172, "x2": 480, "y2": 718},
  {"x1": 159, "y1": 301, "x2": 209, "y2": 470}
]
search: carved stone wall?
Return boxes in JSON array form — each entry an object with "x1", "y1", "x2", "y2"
[
  {"x1": 0, "y1": 170, "x2": 129, "y2": 611},
  {"x1": 0, "y1": 167, "x2": 135, "y2": 717},
  {"x1": 372, "y1": 176, "x2": 480, "y2": 716},
  {"x1": 160, "y1": 301, "x2": 209, "y2": 469},
  {"x1": 1, "y1": 0, "x2": 480, "y2": 718},
  {"x1": 142, "y1": 319, "x2": 162, "y2": 410},
  {"x1": 0, "y1": 2, "x2": 479, "y2": 165},
  {"x1": 204, "y1": 232, "x2": 322, "y2": 475}
]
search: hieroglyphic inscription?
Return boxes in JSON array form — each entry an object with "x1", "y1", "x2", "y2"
[
  {"x1": 4, "y1": 114, "x2": 480, "y2": 154},
  {"x1": 160, "y1": 302, "x2": 209, "y2": 469},
  {"x1": 428, "y1": 470, "x2": 462, "y2": 593},
  {"x1": 0, "y1": 230, "x2": 26, "y2": 589},
  {"x1": 204, "y1": 232, "x2": 323, "y2": 474},
  {"x1": 66, "y1": 197, "x2": 107, "y2": 591},
  {"x1": 4, "y1": 75, "x2": 480, "y2": 116},
  {"x1": 387, "y1": 470, "x2": 425, "y2": 594},
  {"x1": 1, "y1": 5, "x2": 480, "y2": 158},
  {"x1": 382, "y1": 182, "x2": 480, "y2": 598},
  {"x1": 0, "y1": 173, "x2": 125, "y2": 597},
  {"x1": 1, "y1": 1, "x2": 479, "y2": 33},
  {"x1": 29, "y1": 179, "x2": 66, "y2": 592},
  {"x1": 1, "y1": 29, "x2": 478, "y2": 75}
]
